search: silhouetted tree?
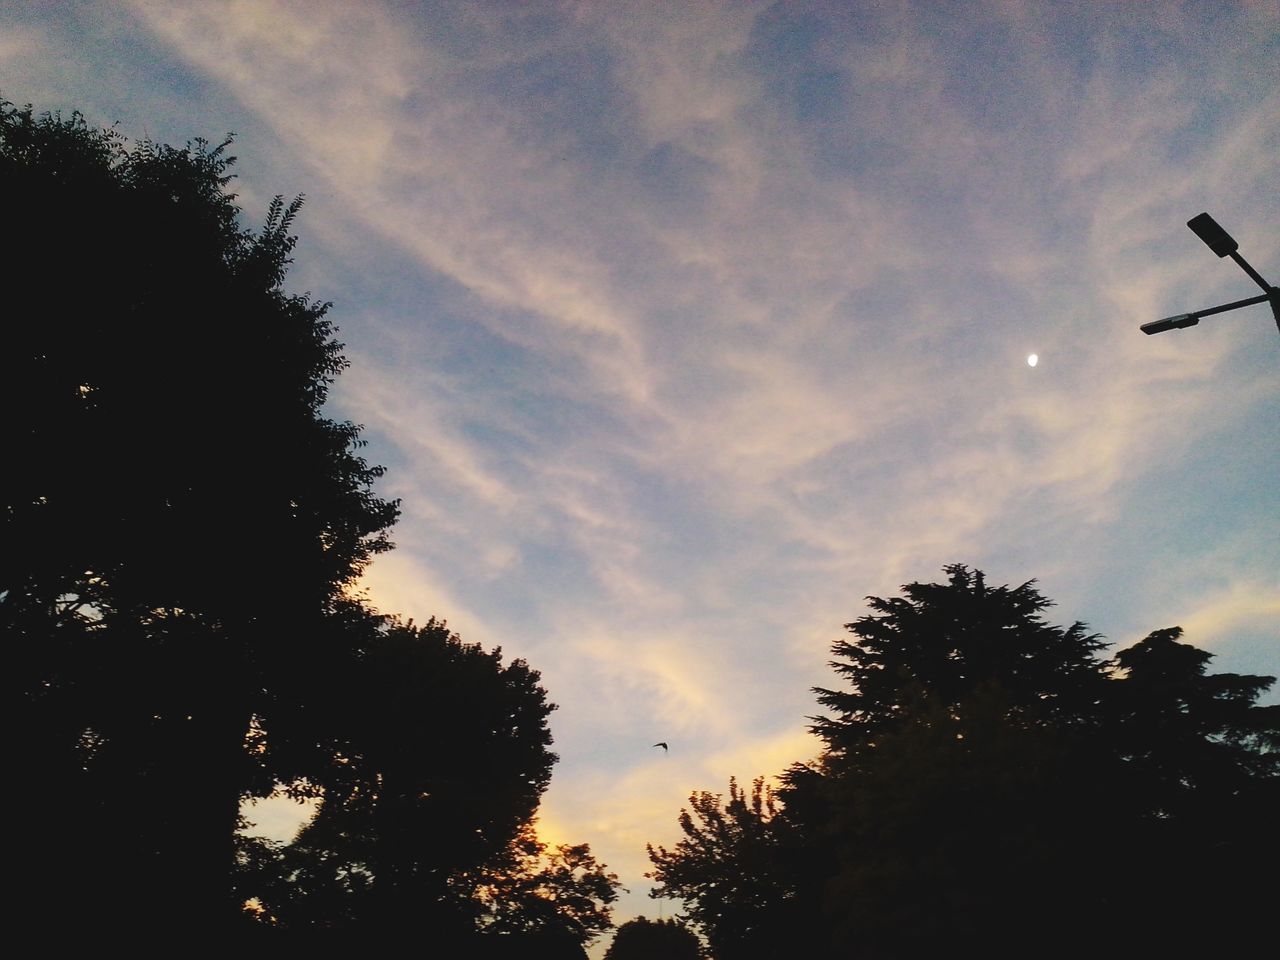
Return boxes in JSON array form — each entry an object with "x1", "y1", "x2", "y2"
[
  {"x1": 649, "y1": 566, "x2": 1279, "y2": 957},
  {"x1": 456, "y1": 820, "x2": 621, "y2": 946},
  {"x1": 1108, "y1": 626, "x2": 1278, "y2": 807},
  {"x1": 3, "y1": 100, "x2": 398, "y2": 931},
  {"x1": 604, "y1": 916, "x2": 702, "y2": 960},
  {"x1": 237, "y1": 618, "x2": 618, "y2": 947},
  {"x1": 647, "y1": 777, "x2": 815, "y2": 959},
  {"x1": 4, "y1": 99, "x2": 620, "y2": 947},
  {"x1": 244, "y1": 619, "x2": 556, "y2": 928},
  {"x1": 1100, "y1": 626, "x2": 1279, "y2": 950},
  {"x1": 811, "y1": 564, "x2": 1110, "y2": 765},
  {"x1": 804, "y1": 565, "x2": 1122, "y2": 954}
]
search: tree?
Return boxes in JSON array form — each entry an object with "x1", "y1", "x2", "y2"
[
  {"x1": 245, "y1": 619, "x2": 559, "y2": 929},
  {"x1": 1108, "y1": 626, "x2": 1279, "y2": 806},
  {"x1": 811, "y1": 564, "x2": 1110, "y2": 766},
  {"x1": 803, "y1": 565, "x2": 1123, "y2": 954},
  {"x1": 647, "y1": 778, "x2": 816, "y2": 959},
  {"x1": 238, "y1": 618, "x2": 620, "y2": 948},
  {"x1": 648, "y1": 566, "x2": 1279, "y2": 957},
  {"x1": 3, "y1": 100, "x2": 398, "y2": 930},
  {"x1": 604, "y1": 916, "x2": 702, "y2": 960},
  {"x1": 1101, "y1": 627, "x2": 1280, "y2": 949},
  {"x1": 457, "y1": 820, "x2": 621, "y2": 946},
  {"x1": 4, "y1": 100, "x2": 620, "y2": 946}
]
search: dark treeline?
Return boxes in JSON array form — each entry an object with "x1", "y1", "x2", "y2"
[
  {"x1": 3, "y1": 101, "x2": 615, "y2": 955},
  {"x1": 648, "y1": 565, "x2": 1279, "y2": 957}
]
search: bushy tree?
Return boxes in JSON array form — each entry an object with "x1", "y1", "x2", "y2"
[
  {"x1": 3, "y1": 98, "x2": 399, "y2": 930},
  {"x1": 237, "y1": 619, "x2": 554, "y2": 922},
  {"x1": 604, "y1": 916, "x2": 702, "y2": 960},
  {"x1": 236, "y1": 619, "x2": 619, "y2": 946},
  {"x1": 1108, "y1": 626, "x2": 1279, "y2": 804},
  {"x1": 4, "y1": 99, "x2": 622, "y2": 943},
  {"x1": 811, "y1": 564, "x2": 1110, "y2": 763},
  {"x1": 805, "y1": 565, "x2": 1124, "y2": 954},
  {"x1": 649, "y1": 566, "x2": 1279, "y2": 957},
  {"x1": 647, "y1": 778, "x2": 816, "y2": 959},
  {"x1": 458, "y1": 820, "x2": 621, "y2": 946},
  {"x1": 3, "y1": 99, "x2": 624, "y2": 947},
  {"x1": 1099, "y1": 626, "x2": 1280, "y2": 946}
]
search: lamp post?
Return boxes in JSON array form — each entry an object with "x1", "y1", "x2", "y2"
[{"x1": 1142, "y1": 212, "x2": 1279, "y2": 337}]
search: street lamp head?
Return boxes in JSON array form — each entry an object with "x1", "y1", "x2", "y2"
[
  {"x1": 1187, "y1": 212, "x2": 1238, "y2": 258},
  {"x1": 1141, "y1": 313, "x2": 1200, "y2": 335}
]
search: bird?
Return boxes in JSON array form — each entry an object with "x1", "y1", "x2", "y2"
[{"x1": 653, "y1": 742, "x2": 668, "y2": 752}]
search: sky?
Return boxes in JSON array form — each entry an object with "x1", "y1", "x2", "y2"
[{"x1": 4, "y1": 0, "x2": 1277, "y2": 949}]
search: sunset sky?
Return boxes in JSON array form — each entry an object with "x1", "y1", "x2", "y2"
[{"x1": 4, "y1": 1, "x2": 1277, "y2": 948}]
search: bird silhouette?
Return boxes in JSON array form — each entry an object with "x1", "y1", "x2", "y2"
[{"x1": 653, "y1": 742, "x2": 668, "y2": 752}]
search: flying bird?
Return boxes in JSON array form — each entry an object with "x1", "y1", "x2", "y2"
[{"x1": 653, "y1": 742, "x2": 668, "y2": 752}]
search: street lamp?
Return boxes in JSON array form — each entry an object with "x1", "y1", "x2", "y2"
[{"x1": 1142, "y1": 212, "x2": 1279, "y2": 337}]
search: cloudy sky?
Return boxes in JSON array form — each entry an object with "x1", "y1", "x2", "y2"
[{"x1": 5, "y1": 0, "x2": 1277, "y2": 945}]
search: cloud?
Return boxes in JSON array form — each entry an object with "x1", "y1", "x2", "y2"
[
  {"x1": 1173, "y1": 580, "x2": 1280, "y2": 651},
  {"x1": 356, "y1": 550, "x2": 501, "y2": 644}
]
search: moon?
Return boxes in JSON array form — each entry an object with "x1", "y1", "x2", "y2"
[{"x1": 1026, "y1": 353, "x2": 1039, "y2": 367}]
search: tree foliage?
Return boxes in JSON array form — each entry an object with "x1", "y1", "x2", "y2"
[
  {"x1": 457, "y1": 821, "x2": 621, "y2": 945},
  {"x1": 604, "y1": 916, "x2": 703, "y2": 960},
  {"x1": 238, "y1": 618, "x2": 612, "y2": 941},
  {"x1": 3, "y1": 99, "x2": 617, "y2": 943},
  {"x1": 3, "y1": 98, "x2": 399, "y2": 929},
  {"x1": 303, "y1": 618, "x2": 558, "y2": 892},
  {"x1": 649, "y1": 565, "x2": 1279, "y2": 957},
  {"x1": 812, "y1": 564, "x2": 1109, "y2": 762},
  {"x1": 647, "y1": 778, "x2": 807, "y2": 959}
]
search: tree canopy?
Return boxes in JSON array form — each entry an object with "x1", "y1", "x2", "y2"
[
  {"x1": 646, "y1": 778, "x2": 804, "y2": 959},
  {"x1": 812, "y1": 564, "x2": 1110, "y2": 757},
  {"x1": 3, "y1": 99, "x2": 617, "y2": 946},
  {"x1": 604, "y1": 916, "x2": 702, "y2": 960},
  {"x1": 4, "y1": 98, "x2": 401, "y2": 930},
  {"x1": 231, "y1": 619, "x2": 620, "y2": 945},
  {"x1": 648, "y1": 565, "x2": 1279, "y2": 957}
]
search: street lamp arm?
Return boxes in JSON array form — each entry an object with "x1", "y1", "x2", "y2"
[
  {"x1": 1185, "y1": 291, "x2": 1273, "y2": 320},
  {"x1": 1141, "y1": 291, "x2": 1274, "y2": 336},
  {"x1": 1227, "y1": 251, "x2": 1273, "y2": 295}
]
